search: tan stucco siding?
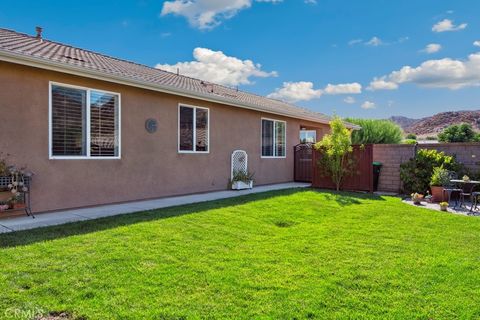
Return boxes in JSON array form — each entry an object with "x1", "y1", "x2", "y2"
[{"x1": 0, "y1": 61, "x2": 329, "y2": 212}]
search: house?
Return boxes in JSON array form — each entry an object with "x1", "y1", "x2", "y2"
[{"x1": 0, "y1": 27, "x2": 357, "y2": 213}]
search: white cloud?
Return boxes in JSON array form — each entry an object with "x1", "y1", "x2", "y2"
[
  {"x1": 369, "y1": 52, "x2": 480, "y2": 90},
  {"x1": 366, "y1": 36, "x2": 382, "y2": 46},
  {"x1": 432, "y1": 19, "x2": 467, "y2": 32},
  {"x1": 267, "y1": 81, "x2": 363, "y2": 103},
  {"x1": 367, "y1": 78, "x2": 399, "y2": 91},
  {"x1": 267, "y1": 81, "x2": 322, "y2": 103},
  {"x1": 344, "y1": 96, "x2": 356, "y2": 104},
  {"x1": 349, "y1": 36, "x2": 408, "y2": 47},
  {"x1": 474, "y1": 41, "x2": 480, "y2": 47},
  {"x1": 361, "y1": 101, "x2": 376, "y2": 109},
  {"x1": 161, "y1": 0, "x2": 281, "y2": 30},
  {"x1": 422, "y1": 43, "x2": 442, "y2": 54},
  {"x1": 324, "y1": 83, "x2": 362, "y2": 95},
  {"x1": 348, "y1": 39, "x2": 363, "y2": 46},
  {"x1": 304, "y1": 0, "x2": 317, "y2": 4},
  {"x1": 155, "y1": 47, "x2": 277, "y2": 86}
]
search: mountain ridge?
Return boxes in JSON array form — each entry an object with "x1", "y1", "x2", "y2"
[{"x1": 388, "y1": 110, "x2": 480, "y2": 137}]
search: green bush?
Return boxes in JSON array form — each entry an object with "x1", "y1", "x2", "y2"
[
  {"x1": 438, "y1": 123, "x2": 479, "y2": 143},
  {"x1": 405, "y1": 133, "x2": 417, "y2": 140},
  {"x1": 430, "y1": 167, "x2": 450, "y2": 187},
  {"x1": 345, "y1": 118, "x2": 403, "y2": 145},
  {"x1": 403, "y1": 139, "x2": 417, "y2": 145},
  {"x1": 400, "y1": 149, "x2": 461, "y2": 194}
]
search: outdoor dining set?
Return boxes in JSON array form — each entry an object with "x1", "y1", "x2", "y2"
[{"x1": 442, "y1": 173, "x2": 480, "y2": 212}]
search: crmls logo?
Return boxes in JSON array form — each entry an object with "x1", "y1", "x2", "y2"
[{"x1": 4, "y1": 307, "x2": 45, "y2": 319}]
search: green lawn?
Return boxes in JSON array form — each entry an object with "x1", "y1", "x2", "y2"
[{"x1": 1, "y1": 189, "x2": 480, "y2": 319}]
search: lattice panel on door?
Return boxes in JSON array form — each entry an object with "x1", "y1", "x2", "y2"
[{"x1": 231, "y1": 150, "x2": 248, "y2": 180}]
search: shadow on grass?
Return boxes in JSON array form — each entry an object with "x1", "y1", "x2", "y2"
[
  {"x1": 0, "y1": 188, "x2": 307, "y2": 248},
  {"x1": 0, "y1": 187, "x2": 387, "y2": 248},
  {"x1": 312, "y1": 188, "x2": 387, "y2": 207}
]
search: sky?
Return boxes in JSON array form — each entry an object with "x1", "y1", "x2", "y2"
[{"x1": 1, "y1": 0, "x2": 479, "y2": 119}]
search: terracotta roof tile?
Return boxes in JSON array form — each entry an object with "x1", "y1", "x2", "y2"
[{"x1": 0, "y1": 28, "x2": 335, "y2": 125}]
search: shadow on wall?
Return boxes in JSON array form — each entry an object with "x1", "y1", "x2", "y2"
[{"x1": 0, "y1": 188, "x2": 387, "y2": 248}]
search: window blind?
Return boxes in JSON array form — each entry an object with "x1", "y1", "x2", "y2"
[
  {"x1": 90, "y1": 91, "x2": 119, "y2": 157},
  {"x1": 51, "y1": 85, "x2": 87, "y2": 156}
]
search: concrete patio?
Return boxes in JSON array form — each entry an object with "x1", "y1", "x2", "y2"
[
  {"x1": 0, "y1": 182, "x2": 310, "y2": 233},
  {"x1": 403, "y1": 199, "x2": 480, "y2": 216}
]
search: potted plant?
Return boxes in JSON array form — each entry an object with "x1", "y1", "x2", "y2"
[
  {"x1": 411, "y1": 193, "x2": 424, "y2": 205},
  {"x1": 231, "y1": 170, "x2": 254, "y2": 190},
  {"x1": 0, "y1": 201, "x2": 8, "y2": 212},
  {"x1": 8, "y1": 193, "x2": 25, "y2": 210},
  {"x1": 439, "y1": 202, "x2": 449, "y2": 212},
  {"x1": 430, "y1": 167, "x2": 450, "y2": 202}
]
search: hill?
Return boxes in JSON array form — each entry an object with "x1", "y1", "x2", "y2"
[{"x1": 389, "y1": 110, "x2": 480, "y2": 137}]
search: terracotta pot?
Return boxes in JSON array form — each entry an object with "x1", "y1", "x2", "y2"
[
  {"x1": 430, "y1": 186, "x2": 445, "y2": 203},
  {"x1": 12, "y1": 203, "x2": 26, "y2": 209}
]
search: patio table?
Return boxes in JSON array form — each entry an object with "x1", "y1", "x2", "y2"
[{"x1": 450, "y1": 180, "x2": 480, "y2": 211}]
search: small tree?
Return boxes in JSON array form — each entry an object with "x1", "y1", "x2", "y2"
[
  {"x1": 315, "y1": 116, "x2": 354, "y2": 191},
  {"x1": 438, "y1": 123, "x2": 477, "y2": 143}
]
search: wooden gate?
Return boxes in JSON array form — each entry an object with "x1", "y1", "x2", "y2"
[
  {"x1": 312, "y1": 144, "x2": 374, "y2": 192},
  {"x1": 294, "y1": 143, "x2": 313, "y2": 182}
]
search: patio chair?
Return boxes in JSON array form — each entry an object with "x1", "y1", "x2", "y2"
[
  {"x1": 472, "y1": 191, "x2": 480, "y2": 212},
  {"x1": 459, "y1": 183, "x2": 479, "y2": 210},
  {"x1": 442, "y1": 172, "x2": 462, "y2": 208}
]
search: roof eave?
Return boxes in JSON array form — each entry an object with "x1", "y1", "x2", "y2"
[{"x1": 0, "y1": 50, "x2": 344, "y2": 127}]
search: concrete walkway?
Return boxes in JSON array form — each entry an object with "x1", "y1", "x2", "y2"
[{"x1": 0, "y1": 182, "x2": 310, "y2": 233}]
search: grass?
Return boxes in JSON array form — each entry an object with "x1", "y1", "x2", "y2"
[{"x1": 1, "y1": 188, "x2": 480, "y2": 319}]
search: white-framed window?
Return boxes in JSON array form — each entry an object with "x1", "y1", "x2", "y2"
[
  {"x1": 261, "y1": 118, "x2": 286, "y2": 158},
  {"x1": 178, "y1": 104, "x2": 209, "y2": 153},
  {"x1": 300, "y1": 130, "x2": 317, "y2": 143},
  {"x1": 49, "y1": 82, "x2": 121, "y2": 159}
]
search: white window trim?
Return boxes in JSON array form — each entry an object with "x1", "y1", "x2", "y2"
[
  {"x1": 300, "y1": 130, "x2": 317, "y2": 143},
  {"x1": 261, "y1": 117, "x2": 287, "y2": 159},
  {"x1": 48, "y1": 81, "x2": 122, "y2": 160},
  {"x1": 177, "y1": 103, "x2": 210, "y2": 154}
]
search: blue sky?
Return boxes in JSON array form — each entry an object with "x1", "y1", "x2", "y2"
[{"x1": 1, "y1": 0, "x2": 479, "y2": 119}]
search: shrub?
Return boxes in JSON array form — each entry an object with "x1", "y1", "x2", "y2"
[
  {"x1": 403, "y1": 139, "x2": 417, "y2": 145},
  {"x1": 345, "y1": 118, "x2": 403, "y2": 144},
  {"x1": 430, "y1": 167, "x2": 450, "y2": 187},
  {"x1": 405, "y1": 133, "x2": 417, "y2": 140},
  {"x1": 438, "y1": 123, "x2": 478, "y2": 143},
  {"x1": 315, "y1": 116, "x2": 354, "y2": 191},
  {"x1": 400, "y1": 149, "x2": 461, "y2": 194}
]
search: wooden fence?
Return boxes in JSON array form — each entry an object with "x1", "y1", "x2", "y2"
[{"x1": 295, "y1": 144, "x2": 373, "y2": 192}]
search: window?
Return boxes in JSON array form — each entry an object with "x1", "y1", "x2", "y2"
[
  {"x1": 300, "y1": 130, "x2": 317, "y2": 143},
  {"x1": 262, "y1": 119, "x2": 286, "y2": 158},
  {"x1": 178, "y1": 105, "x2": 209, "y2": 153},
  {"x1": 50, "y1": 83, "x2": 120, "y2": 159}
]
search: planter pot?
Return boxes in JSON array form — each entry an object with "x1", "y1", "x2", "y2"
[
  {"x1": 12, "y1": 203, "x2": 25, "y2": 209},
  {"x1": 232, "y1": 180, "x2": 253, "y2": 190},
  {"x1": 430, "y1": 186, "x2": 445, "y2": 203},
  {"x1": 440, "y1": 205, "x2": 448, "y2": 212}
]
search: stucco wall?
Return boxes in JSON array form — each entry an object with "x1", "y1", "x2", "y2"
[
  {"x1": 0, "y1": 61, "x2": 329, "y2": 213},
  {"x1": 373, "y1": 143, "x2": 480, "y2": 193}
]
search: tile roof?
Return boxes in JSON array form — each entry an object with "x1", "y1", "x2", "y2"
[{"x1": 0, "y1": 27, "x2": 342, "y2": 126}]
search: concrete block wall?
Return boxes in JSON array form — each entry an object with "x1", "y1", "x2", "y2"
[
  {"x1": 373, "y1": 144, "x2": 415, "y2": 193},
  {"x1": 372, "y1": 143, "x2": 480, "y2": 193}
]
